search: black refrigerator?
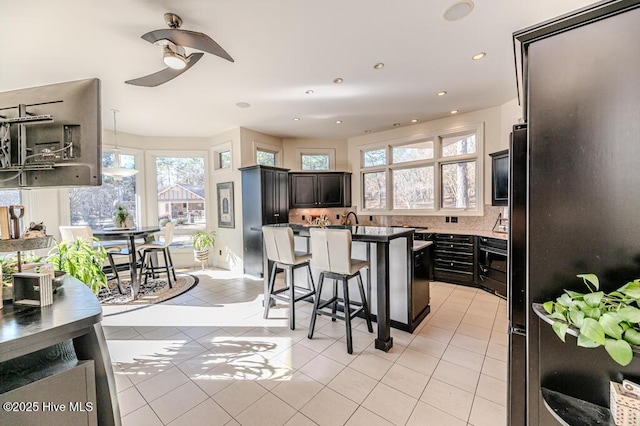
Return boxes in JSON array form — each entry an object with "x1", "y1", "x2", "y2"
[{"x1": 510, "y1": 1, "x2": 640, "y2": 425}]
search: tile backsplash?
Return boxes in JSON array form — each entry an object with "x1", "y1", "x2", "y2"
[{"x1": 289, "y1": 205, "x2": 507, "y2": 232}]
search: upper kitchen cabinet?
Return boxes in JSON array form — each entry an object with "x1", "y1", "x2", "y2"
[
  {"x1": 489, "y1": 149, "x2": 509, "y2": 206},
  {"x1": 289, "y1": 171, "x2": 352, "y2": 208}
]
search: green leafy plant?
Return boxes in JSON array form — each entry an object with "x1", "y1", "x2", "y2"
[
  {"x1": 47, "y1": 238, "x2": 108, "y2": 295},
  {"x1": 191, "y1": 230, "x2": 216, "y2": 251},
  {"x1": 543, "y1": 273, "x2": 640, "y2": 366},
  {"x1": 114, "y1": 204, "x2": 130, "y2": 228},
  {"x1": 0, "y1": 254, "x2": 43, "y2": 286}
]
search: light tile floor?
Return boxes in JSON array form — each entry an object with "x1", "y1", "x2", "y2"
[{"x1": 103, "y1": 269, "x2": 508, "y2": 426}]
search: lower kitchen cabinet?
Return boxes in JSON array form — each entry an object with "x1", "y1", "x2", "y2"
[{"x1": 433, "y1": 234, "x2": 476, "y2": 285}]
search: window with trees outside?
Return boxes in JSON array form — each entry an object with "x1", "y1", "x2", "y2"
[
  {"x1": 69, "y1": 152, "x2": 138, "y2": 227},
  {"x1": 155, "y1": 156, "x2": 206, "y2": 246},
  {"x1": 256, "y1": 149, "x2": 276, "y2": 166},
  {"x1": 360, "y1": 128, "x2": 481, "y2": 214},
  {"x1": 301, "y1": 154, "x2": 330, "y2": 170}
]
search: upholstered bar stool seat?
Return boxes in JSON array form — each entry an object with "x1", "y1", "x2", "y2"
[
  {"x1": 308, "y1": 228, "x2": 373, "y2": 354},
  {"x1": 262, "y1": 226, "x2": 316, "y2": 330}
]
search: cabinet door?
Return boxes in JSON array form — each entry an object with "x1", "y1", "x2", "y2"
[
  {"x1": 290, "y1": 174, "x2": 317, "y2": 208},
  {"x1": 261, "y1": 169, "x2": 277, "y2": 224},
  {"x1": 490, "y1": 150, "x2": 509, "y2": 206},
  {"x1": 275, "y1": 171, "x2": 289, "y2": 223},
  {"x1": 316, "y1": 174, "x2": 343, "y2": 206}
]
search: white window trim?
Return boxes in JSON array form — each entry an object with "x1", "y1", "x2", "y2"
[
  {"x1": 253, "y1": 141, "x2": 282, "y2": 167},
  {"x1": 212, "y1": 140, "x2": 233, "y2": 170},
  {"x1": 296, "y1": 148, "x2": 335, "y2": 171},
  {"x1": 359, "y1": 123, "x2": 484, "y2": 216}
]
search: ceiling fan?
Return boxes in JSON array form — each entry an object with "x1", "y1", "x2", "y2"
[{"x1": 125, "y1": 13, "x2": 234, "y2": 87}]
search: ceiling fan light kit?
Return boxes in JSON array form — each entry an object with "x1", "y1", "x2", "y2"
[
  {"x1": 125, "y1": 12, "x2": 233, "y2": 87},
  {"x1": 163, "y1": 44, "x2": 187, "y2": 69}
]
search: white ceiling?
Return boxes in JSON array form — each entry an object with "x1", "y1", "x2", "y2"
[{"x1": 3, "y1": 0, "x2": 595, "y2": 140}]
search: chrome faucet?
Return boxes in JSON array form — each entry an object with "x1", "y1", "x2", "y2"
[{"x1": 345, "y1": 211, "x2": 359, "y2": 225}]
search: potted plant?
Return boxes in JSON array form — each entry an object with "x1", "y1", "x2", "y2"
[
  {"x1": 47, "y1": 238, "x2": 108, "y2": 295},
  {"x1": 542, "y1": 273, "x2": 640, "y2": 366},
  {"x1": 191, "y1": 229, "x2": 216, "y2": 270},
  {"x1": 114, "y1": 204, "x2": 134, "y2": 228}
]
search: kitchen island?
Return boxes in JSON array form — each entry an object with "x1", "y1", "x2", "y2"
[{"x1": 261, "y1": 224, "x2": 415, "y2": 352}]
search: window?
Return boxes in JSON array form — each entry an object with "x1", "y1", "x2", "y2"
[
  {"x1": 393, "y1": 166, "x2": 434, "y2": 209},
  {"x1": 301, "y1": 154, "x2": 329, "y2": 170},
  {"x1": 0, "y1": 189, "x2": 20, "y2": 206},
  {"x1": 69, "y1": 151, "x2": 138, "y2": 227},
  {"x1": 219, "y1": 151, "x2": 231, "y2": 169},
  {"x1": 363, "y1": 171, "x2": 386, "y2": 210},
  {"x1": 155, "y1": 155, "x2": 206, "y2": 245},
  {"x1": 257, "y1": 150, "x2": 276, "y2": 166},
  {"x1": 360, "y1": 125, "x2": 483, "y2": 214}
]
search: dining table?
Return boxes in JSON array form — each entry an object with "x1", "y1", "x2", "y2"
[{"x1": 93, "y1": 226, "x2": 160, "y2": 299}]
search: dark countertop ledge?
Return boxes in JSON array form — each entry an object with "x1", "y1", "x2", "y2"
[{"x1": 256, "y1": 223, "x2": 414, "y2": 243}]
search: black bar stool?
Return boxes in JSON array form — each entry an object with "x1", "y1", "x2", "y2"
[
  {"x1": 262, "y1": 226, "x2": 316, "y2": 330},
  {"x1": 307, "y1": 228, "x2": 373, "y2": 354}
]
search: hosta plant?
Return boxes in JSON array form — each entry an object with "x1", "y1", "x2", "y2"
[{"x1": 544, "y1": 274, "x2": 640, "y2": 366}]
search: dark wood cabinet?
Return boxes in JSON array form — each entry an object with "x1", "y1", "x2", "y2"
[
  {"x1": 433, "y1": 234, "x2": 476, "y2": 285},
  {"x1": 240, "y1": 165, "x2": 290, "y2": 277},
  {"x1": 289, "y1": 171, "x2": 351, "y2": 208},
  {"x1": 490, "y1": 149, "x2": 509, "y2": 206}
]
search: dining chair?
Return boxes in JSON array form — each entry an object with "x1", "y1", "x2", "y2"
[
  {"x1": 262, "y1": 225, "x2": 316, "y2": 330},
  {"x1": 138, "y1": 222, "x2": 177, "y2": 287},
  {"x1": 307, "y1": 227, "x2": 373, "y2": 354}
]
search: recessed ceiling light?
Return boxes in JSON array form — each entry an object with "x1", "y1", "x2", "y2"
[
  {"x1": 293, "y1": 117, "x2": 300, "y2": 121},
  {"x1": 305, "y1": 90, "x2": 315, "y2": 95},
  {"x1": 451, "y1": 110, "x2": 459, "y2": 114},
  {"x1": 393, "y1": 123, "x2": 401, "y2": 127},
  {"x1": 443, "y1": 1, "x2": 474, "y2": 21},
  {"x1": 333, "y1": 77, "x2": 344, "y2": 84},
  {"x1": 472, "y1": 52, "x2": 486, "y2": 60},
  {"x1": 437, "y1": 91, "x2": 447, "y2": 97},
  {"x1": 235, "y1": 102, "x2": 251, "y2": 108},
  {"x1": 373, "y1": 63, "x2": 385, "y2": 70},
  {"x1": 411, "y1": 119, "x2": 419, "y2": 123},
  {"x1": 364, "y1": 130, "x2": 371, "y2": 133},
  {"x1": 336, "y1": 120, "x2": 343, "y2": 124}
]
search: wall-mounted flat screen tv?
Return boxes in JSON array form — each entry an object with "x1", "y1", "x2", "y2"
[{"x1": 0, "y1": 78, "x2": 101, "y2": 188}]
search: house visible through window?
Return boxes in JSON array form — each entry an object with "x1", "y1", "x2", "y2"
[
  {"x1": 360, "y1": 127, "x2": 481, "y2": 213},
  {"x1": 155, "y1": 156, "x2": 206, "y2": 245}
]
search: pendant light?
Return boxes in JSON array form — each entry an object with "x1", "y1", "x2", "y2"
[{"x1": 103, "y1": 109, "x2": 139, "y2": 179}]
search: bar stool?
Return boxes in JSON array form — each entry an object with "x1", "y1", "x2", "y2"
[
  {"x1": 138, "y1": 222, "x2": 177, "y2": 287},
  {"x1": 262, "y1": 226, "x2": 316, "y2": 330},
  {"x1": 308, "y1": 228, "x2": 373, "y2": 354}
]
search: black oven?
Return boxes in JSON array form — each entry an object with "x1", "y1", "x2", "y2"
[{"x1": 478, "y1": 236, "x2": 507, "y2": 298}]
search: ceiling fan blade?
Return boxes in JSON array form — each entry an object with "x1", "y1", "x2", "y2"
[
  {"x1": 142, "y1": 29, "x2": 234, "y2": 62},
  {"x1": 125, "y1": 53, "x2": 204, "y2": 87}
]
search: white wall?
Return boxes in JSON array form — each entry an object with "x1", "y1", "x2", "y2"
[{"x1": 282, "y1": 137, "x2": 348, "y2": 171}]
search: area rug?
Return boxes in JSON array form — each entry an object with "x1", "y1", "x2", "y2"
[{"x1": 98, "y1": 273, "x2": 198, "y2": 312}]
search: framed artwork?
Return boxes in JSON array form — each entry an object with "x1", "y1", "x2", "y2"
[{"x1": 217, "y1": 182, "x2": 235, "y2": 228}]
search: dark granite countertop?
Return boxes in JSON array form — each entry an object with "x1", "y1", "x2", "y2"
[{"x1": 258, "y1": 223, "x2": 414, "y2": 243}]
